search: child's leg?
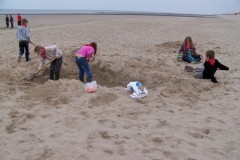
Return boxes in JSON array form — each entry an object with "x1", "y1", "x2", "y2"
[
  {"x1": 75, "y1": 57, "x2": 85, "y2": 82},
  {"x1": 24, "y1": 42, "x2": 30, "y2": 62},
  {"x1": 18, "y1": 41, "x2": 25, "y2": 63},
  {"x1": 54, "y1": 56, "x2": 63, "y2": 80},
  {"x1": 192, "y1": 55, "x2": 201, "y2": 62},
  {"x1": 79, "y1": 58, "x2": 92, "y2": 82},
  {"x1": 194, "y1": 68, "x2": 204, "y2": 79},
  {"x1": 50, "y1": 60, "x2": 56, "y2": 80},
  {"x1": 182, "y1": 55, "x2": 192, "y2": 63}
]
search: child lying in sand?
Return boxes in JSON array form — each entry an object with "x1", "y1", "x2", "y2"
[
  {"x1": 34, "y1": 45, "x2": 63, "y2": 80},
  {"x1": 193, "y1": 50, "x2": 229, "y2": 83},
  {"x1": 179, "y1": 36, "x2": 201, "y2": 63}
]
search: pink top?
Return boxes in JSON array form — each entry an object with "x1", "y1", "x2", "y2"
[{"x1": 76, "y1": 45, "x2": 95, "y2": 59}]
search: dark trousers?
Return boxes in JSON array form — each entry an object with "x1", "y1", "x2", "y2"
[
  {"x1": 50, "y1": 56, "x2": 63, "y2": 80},
  {"x1": 75, "y1": 56, "x2": 92, "y2": 82},
  {"x1": 18, "y1": 21, "x2": 21, "y2": 26},
  {"x1": 6, "y1": 22, "x2": 9, "y2": 28},
  {"x1": 10, "y1": 22, "x2": 13, "y2": 28},
  {"x1": 19, "y1": 41, "x2": 30, "y2": 61}
]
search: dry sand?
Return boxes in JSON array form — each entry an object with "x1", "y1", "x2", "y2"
[{"x1": 0, "y1": 14, "x2": 240, "y2": 160}]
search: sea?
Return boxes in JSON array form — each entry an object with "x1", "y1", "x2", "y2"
[{"x1": 0, "y1": 9, "x2": 215, "y2": 17}]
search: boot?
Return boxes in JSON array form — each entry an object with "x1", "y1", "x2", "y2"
[
  {"x1": 87, "y1": 77, "x2": 92, "y2": 83},
  {"x1": 55, "y1": 70, "x2": 60, "y2": 80},
  {"x1": 50, "y1": 70, "x2": 54, "y2": 80},
  {"x1": 80, "y1": 77, "x2": 84, "y2": 83},
  {"x1": 18, "y1": 56, "x2": 22, "y2": 63}
]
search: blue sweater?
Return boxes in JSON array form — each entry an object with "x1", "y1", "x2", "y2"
[{"x1": 17, "y1": 26, "x2": 31, "y2": 41}]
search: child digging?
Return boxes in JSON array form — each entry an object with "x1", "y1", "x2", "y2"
[
  {"x1": 75, "y1": 42, "x2": 97, "y2": 83},
  {"x1": 34, "y1": 45, "x2": 63, "y2": 80}
]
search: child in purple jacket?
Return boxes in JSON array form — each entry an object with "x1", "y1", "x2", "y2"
[{"x1": 179, "y1": 36, "x2": 201, "y2": 63}]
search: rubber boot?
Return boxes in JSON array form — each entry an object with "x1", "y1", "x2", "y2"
[
  {"x1": 50, "y1": 70, "x2": 54, "y2": 80},
  {"x1": 80, "y1": 77, "x2": 84, "y2": 83},
  {"x1": 55, "y1": 70, "x2": 60, "y2": 80},
  {"x1": 87, "y1": 77, "x2": 92, "y2": 83}
]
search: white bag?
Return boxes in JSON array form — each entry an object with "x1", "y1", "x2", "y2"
[
  {"x1": 85, "y1": 81, "x2": 97, "y2": 93},
  {"x1": 126, "y1": 81, "x2": 148, "y2": 99}
]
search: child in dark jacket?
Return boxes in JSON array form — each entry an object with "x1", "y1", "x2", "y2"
[{"x1": 194, "y1": 50, "x2": 229, "y2": 83}]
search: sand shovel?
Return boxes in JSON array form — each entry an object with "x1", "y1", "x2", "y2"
[
  {"x1": 24, "y1": 59, "x2": 55, "y2": 81},
  {"x1": 29, "y1": 41, "x2": 37, "y2": 47},
  {"x1": 184, "y1": 65, "x2": 195, "y2": 72}
]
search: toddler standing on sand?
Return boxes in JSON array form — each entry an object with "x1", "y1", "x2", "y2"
[
  {"x1": 179, "y1": 36, "x2": 201, "y2": 63},
  {"x1": 17, "y1": 18, "x2": 31, "y2": 63},
  {"x1": 75, "y1": 42, "x2": 97, "y2": 83},
  {"x1": 194, "y1": 50, "x2": 229, "y2": 83},
  {"x1": 34, "y1": 45, "x2": 63, "y2": 80}
]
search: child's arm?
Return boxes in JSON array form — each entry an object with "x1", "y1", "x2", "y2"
[
  {"x1": 178, "y1": 45, "x2": 184, "y2": 54},
  {"x1": 211, "y1": 77, "x2": 218, "y2": 83},
  {"x1": 191, "y1": 45, "x2": 197, "y2": 55},
  {"x1": 216, "y1": 60, "x2": 229, "y2": 70},
  {"x1": 25, "y1": 28, "x2": 31, "y2": 41},
  {"x1": 38, "y1": 58, "x2": 46, "y2": 70},
  {"x1": 86, "y1": 49, "x2": 95, "y2": 61}
]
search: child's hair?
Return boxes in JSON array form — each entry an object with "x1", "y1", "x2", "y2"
[
  {"x1": 206, "y1": 50, "x2": 215, "y2": 59},
  {"x1": 184, "y1": 36, "x2": 193, "y2": 46},
  {"x1": 34, "y1": 46, "x2": 43, "y2": 53},
  {"x1": 90, "y1": 42, "x2": 97, "y2": 55},
  {"x1": 21, "y1": 18, "x2": 28, "y2": 24}
]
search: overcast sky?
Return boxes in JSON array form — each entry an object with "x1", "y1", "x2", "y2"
[{"x1": 0, "y1": 0, "x2": 239, "y2": 14}]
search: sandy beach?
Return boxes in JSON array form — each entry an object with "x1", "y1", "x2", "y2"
[{"x1": 0, "y1": 14, "x2": 240, "y2": 160}]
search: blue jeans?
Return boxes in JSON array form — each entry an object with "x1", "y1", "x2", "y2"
[
  {"x1": 75, "y1": 57, "x2": 92, "y2": 82},
  {"x1": 19, "y1": 41, "x2": 30, "y2": 61},
  {"x1": 183, "y1": 54, "x2": 201, "y2": 63}
]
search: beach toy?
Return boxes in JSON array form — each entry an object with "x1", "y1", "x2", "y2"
[{"x1": 177, "y1": 53, "x2": 183, "y2": 62}]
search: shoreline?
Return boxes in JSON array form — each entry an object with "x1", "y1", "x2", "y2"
[{"x1": 0, "y1": 9, "x2": 217, "y2": 18}]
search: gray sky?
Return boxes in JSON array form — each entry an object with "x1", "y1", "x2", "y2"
[{"x1": 0, "y1": 0, "x2": 239, "y2": 14}]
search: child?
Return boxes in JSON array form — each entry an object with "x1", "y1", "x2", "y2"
[
  {"x1": 10, "y1": 15, "x2": 14, "y2": 28},
  {"x1": 194, "y1": 50, "x2": 229, "y2": 83},
  {"x1": 17, "y1": 18, "x2": 31, "y2": 62},
  {"x1": 75, "y1": 42, "x2": 97, "y2": 83},
  {"x1": 179, "y1": 36, "x2": 201, "y2": 63},
  {"x1": 17, "y1": 13, "x2": 22, "y2": 26},
  {"x1": 34, "y1": 45, "x2": 63, "y2": 80},
  {"x1": 5, "y1": 15, "x2": 9, "y2": 28}
]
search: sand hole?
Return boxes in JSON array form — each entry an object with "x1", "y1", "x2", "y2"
[{"x1": 31, "y1": 48, "x2": 170, "y2": 88}]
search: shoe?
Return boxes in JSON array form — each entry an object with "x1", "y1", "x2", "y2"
[{"x1": 18, "y1": 56, "x2": 21, "y2": 63}]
